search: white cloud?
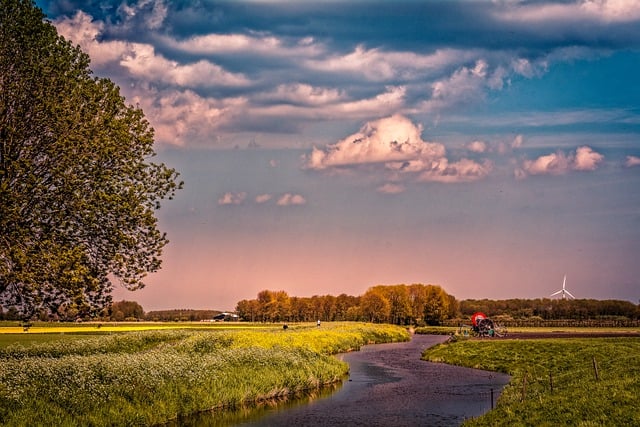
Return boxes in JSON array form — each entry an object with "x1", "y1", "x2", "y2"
[
  {"x1": 520, "y1": 151, "x2": 571, "y2": 176},
  {"x1": 120, "y1": 44, "x2": 250, "y2": 88},
  {"x1": 129, "y1": 88, "x2": 243, "y2": 146},
  {"x1": 496, "y1": 0, "x2": 640, "y2": 23},
  {"x1": 517, "y1": 145, "x2": 604, "y2": 177},
  {"x1": 255, "y1": 194, "x2": 273, "y2": 204},
  {"x1": 377, "y1": 183, "x2": 405, "y2": 194},
  {"x1": 160, "y1": 33, "x2": 323, "y2": 58},
  {"x1": 259, "y1": 83, "x2": 345, "y2": 106},
  {"x1": 305, "y1": 46, "x2": 479, "y2": 81},
  {"x1": 418, "y1": 158, "x2": 493, "y2": 183},
  {"x1": 573, "y1": 146, "x2": 604, "y2": 171},
  {"x1": 466, "y1": 140, "x2": 488, "y2": 153},
  {"x1": 277, "y1": 193, "x2": 307, "y2": 206},
  {"x1": 305, "y1": 115, "x2": 444, "y2": 169},
  {"x1": 218, "y1": 192, "x2": 246, "y2": 205},
  {"x1": 118, "y1": 0, "x2": 168, "y2": 30},
  {"x1": 305, "y1": 115, "x2": 493, "y2": 184},
  {"x1": 421, "y1": 60, "x2": 509, "y2": 114},
  {"x1": 624, "y1": 155, "x2": 640, "y2": 167},
  {"x1": 512, "y1": 134, "x2": 524, "y2": 149},
  {"x1": 55, "y1": 12, "x2": 249, "y2": 90}
]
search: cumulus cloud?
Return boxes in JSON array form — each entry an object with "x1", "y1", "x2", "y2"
[
  {"x1": 466, "y1": 140, "x2": 488, "y2": 153},
  {"x1": 517, "y1": 146, "x2": 604, "y2": 177},
  {"x1": 218, "y1": 192, "x2": 247, "y2": 205},
  {"x1": 573, "y1": 146, "x2": 604, "y2": 171},
  {"x1": 255, "y1": 194, "x2": 273, "y2": 204},
  {"x1": 624, "y1": 155, "x2": 640, "y2": 167},
  {"x1": 305, "y1": 115, "x2": 444, "y2": 169},
  {"x1": 276, "y1": 193, "x2": 307, "y2": 206},
  {"x1": 305, "y1": 115, "x2": 492, "y2": 184}
]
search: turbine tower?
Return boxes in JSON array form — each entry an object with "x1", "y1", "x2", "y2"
[{"x1": 550, "y1": 275, "x2": 575, "y2": 299}]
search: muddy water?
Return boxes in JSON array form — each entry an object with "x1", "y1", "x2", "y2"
[{"x1": 180, "y1": 334, "x2": 510, "y2": 427}]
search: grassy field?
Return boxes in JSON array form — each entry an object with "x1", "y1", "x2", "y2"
[
  {"x1": 422, "y1": 336, "x2": 640, "y2": 426},
  {"x1": 0, "y1": 322, "x2": 409, "y2": 426}
]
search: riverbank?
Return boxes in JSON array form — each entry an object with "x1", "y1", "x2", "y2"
[
  {"x1": 0, "y1": 323, "x2": 408, "y2": 426},
  {"x1": 423, "y1": 336, "x2": 640, "y2": 425},
  {"x1": 201, "y1": 334, "x2": 510, "y2": 426}
]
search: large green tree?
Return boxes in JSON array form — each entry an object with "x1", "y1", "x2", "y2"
[{"x1": 0, "y1": 0, "x2": 182, "y2": 319}]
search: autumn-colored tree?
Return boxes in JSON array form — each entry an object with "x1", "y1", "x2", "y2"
[
  {"x1": 235, "y1": 299, "x2": 259, "y2": 322},
  {"x1": 360, "y1": 288, "x2": 391, "y2": 323}
]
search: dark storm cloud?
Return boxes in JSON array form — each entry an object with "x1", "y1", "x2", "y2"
[{"x1": 39, "y1": 0, "x2": 640, "y2": 53}]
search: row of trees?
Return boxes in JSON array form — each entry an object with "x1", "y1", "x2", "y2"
[
  {"x1": 460, "y1": 298, "x2": 640, "y2": 321},
  {"x1": 235, "y1": 284, "x2": 457, "y2": 325}
]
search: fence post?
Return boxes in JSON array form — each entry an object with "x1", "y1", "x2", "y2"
[
  {"x1": 592, "y1": 356, "x2": 599, "y2": 381},
  {"x1": 491, "y1": 388, "x2": 494, "y2": 409}
]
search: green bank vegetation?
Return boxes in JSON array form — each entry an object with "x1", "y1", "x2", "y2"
[
  {"x1": 422, "y1": 337, "x2": 640, "y2": 426},
  {"x1": 0, "y1": 322, "x2": 408, "y2": 426}
]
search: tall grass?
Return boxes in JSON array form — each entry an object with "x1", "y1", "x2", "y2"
[
  {"x1": 0, "y1": 322, "x2": 408, "y2": 426},
  {"x1": 422, "y1": 337, "x2": 640, "y2": 426}
]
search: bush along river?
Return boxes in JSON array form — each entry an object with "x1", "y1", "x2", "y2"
[{"x1": 175, "y1": 334, "x2": 511, "y2": 427}]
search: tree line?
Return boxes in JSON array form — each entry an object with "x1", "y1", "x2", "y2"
[
  {"x1": 3, "y1": 291, "x2": 638, "y2": 325},
  {"x1": 460, "y1": 298, "x2": 640, "y2": 321},
  {"x1": 235, "y1": 284, "x2": 457, "y2": 325}
]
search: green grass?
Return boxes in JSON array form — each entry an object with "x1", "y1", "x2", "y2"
[
  {"x1": 0, "y1": 322, "x2": 409, "y2": 426},
  {"x1": 422, "y1": 337, "x2": 640, "y2": 426}
]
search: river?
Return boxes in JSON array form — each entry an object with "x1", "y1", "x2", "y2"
[{"x1": 176, "y1": 334, "x2": 511, "y2": 427}]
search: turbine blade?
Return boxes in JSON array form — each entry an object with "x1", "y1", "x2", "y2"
[
  {"x1": 565, "y1": 290, "x2": 575, "y2": 299},
  {"x1": 550, "y1": 290, "x2": 562, "y2": 296}
]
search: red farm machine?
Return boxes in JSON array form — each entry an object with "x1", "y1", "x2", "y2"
[{"x1": 469, "y1": 312, "x2": 507, "y2": 337}]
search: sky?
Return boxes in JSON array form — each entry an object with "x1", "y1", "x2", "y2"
[{"x1": 36, "y1": 0, "x2": 640, "y2": 311}]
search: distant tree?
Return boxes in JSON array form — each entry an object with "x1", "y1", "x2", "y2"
[
  {"x1": 110, "y1": 300, "x2": 144, "y2": 320},
  {"x1": 423, "y1": 285, "x2": 451, "y2": 325},
  {"x1": 0, "y1": 0, "x2": 182, "y2": 319},
  {"x1": 360, "y1": 288, "x2": 391, "y2": 323},
  {"x1": 236, "y1": 299, "x2": 259, "y2": 322}
]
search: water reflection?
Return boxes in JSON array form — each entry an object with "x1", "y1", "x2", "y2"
[{"x1": 162, "y1": 381, "x2": 344, "y2": 427}]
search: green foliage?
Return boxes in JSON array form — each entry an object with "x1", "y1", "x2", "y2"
[
  {"x1": 0, "y1": 0, "x2": 182, "y2": 319},
  {"x1": 460, "y1": 298, "x2": 639, "y2": 321},
  {"x1": 0, "y1": 322, "x2": 409, "y2": 426},
  {"x1": 109, "y1": 300, "x2": 145, "y2": 321},
  {"x1": 422, "y1": 338, "x2": 640, "y2": 426}
]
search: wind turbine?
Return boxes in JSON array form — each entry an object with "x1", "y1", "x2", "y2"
[{"x1": 550, "y1": 275, "x2": 575, "y2": 299}]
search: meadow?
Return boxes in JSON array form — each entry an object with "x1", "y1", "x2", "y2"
[
  {"x1": 422, "y1": 336, "x2": 640, "y2": 426},
  {"x1": 0, "y1": 322, "x2": 409, "y2": 426}
]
